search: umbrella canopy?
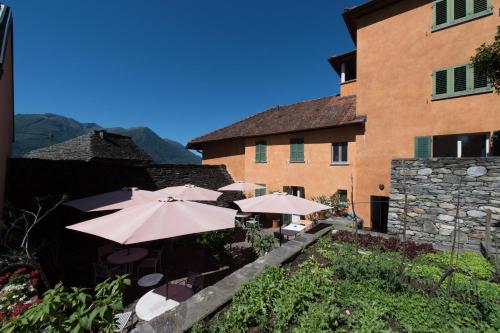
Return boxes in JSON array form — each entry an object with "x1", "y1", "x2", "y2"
[
  {"x1": 218, "y1": 181, "x2": 265, "y2": 192},
  {"x1": 234, "y1": 192, "x2": 331, "y2": 215},
  {"x1": 155, "y1": 184, "x2": 222, "y2": 201},
  {"x1": 66, "y1": 197, "x2": 237, "y2": 244},
  {"x1": 64, "y1": 187, "x2": 160, "y2": 212}
]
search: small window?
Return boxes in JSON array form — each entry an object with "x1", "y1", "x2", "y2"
[
  {"x1": 255, "y1": 184, "x2": 266, "y2": 197},
  {"x1": 332, "y1": 142, "x2": 348, "y2": 163},
  {"x1": 415, "y1": 136, "x2": 432, "y2": 158},
  {"x1": 337, "y1": 189, "x2": 348, "y2": 206},
  {"x1": 290, "y1": 138, "x2": 304, "y2": 162},
  {"x1": 433, "y1": 63, "x2": 491, "y2": 100},
  {"x1": 255, "y1": 141, "x2": 267, "y2": 163}
]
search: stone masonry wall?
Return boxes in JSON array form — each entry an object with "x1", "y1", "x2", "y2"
[{"x1": 388, "y1": 157, "x2": 500, "y2": 250}]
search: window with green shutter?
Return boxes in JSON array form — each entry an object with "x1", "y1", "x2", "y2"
[
  {"x1": 415, "y1": 136, "x2": 433, "y2": 158},
  {"x1": 433, "y1": 62, "x2": 492, "y2": 100},
  {"x1": 255, "y1": 141, "x2": 267, "y2": 163},
  {"x1": 290, "y1": 138, "x2": 304, "y2": 162},
  {"x1": 432, "y1": 0, "x2": 492, "y2": 32},
  {"x1": 255, "y1": 184, "x2": 266, "y2": 197}
]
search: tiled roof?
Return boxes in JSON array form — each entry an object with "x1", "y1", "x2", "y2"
[
  {"x1": 24, "y1": 130, "x2": 153, "y2": 163},
  {"x1": 187, "y1": 95, "x2": 363, "y2": 149}
]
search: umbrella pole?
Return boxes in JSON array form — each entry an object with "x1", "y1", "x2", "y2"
[{"x1": 279, "y1": 220, "x2": 282, "y2": 246}]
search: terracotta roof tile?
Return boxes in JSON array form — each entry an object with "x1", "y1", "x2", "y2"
[{"x1": 187, "y1": 95, "x2": 362, "y2": 148}]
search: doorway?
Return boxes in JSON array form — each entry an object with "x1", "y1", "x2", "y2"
[
  {"x1": 282, "y1": 186, "x2": 305, "y2": 224},
  {"x1": 371, "y1": 196, "x2": 389, "y2": 233}
]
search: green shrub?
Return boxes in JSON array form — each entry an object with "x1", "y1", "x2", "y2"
[
  {"x1": 195, "y1": 230, "x2": 232, "y2": 254},
  {"x1": 419, "y1": 251, "x2": 494, "y2": 280},
  {"x1": 2, "y1": 275, "x2": 130, "y2": 333}
]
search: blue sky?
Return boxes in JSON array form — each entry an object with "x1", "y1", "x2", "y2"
[{"x1": 8, "y1": 0, "x2": 364, "y2": 145}]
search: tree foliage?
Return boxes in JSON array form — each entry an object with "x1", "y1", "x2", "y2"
[{"x1": 471, "y1": 26, "x2": 500, "y2": 93}]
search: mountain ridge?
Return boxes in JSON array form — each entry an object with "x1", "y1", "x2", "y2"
[{"x1": 13, "y1": 113, "x2": 201, "y2": 165}]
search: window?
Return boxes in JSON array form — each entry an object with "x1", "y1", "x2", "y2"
[
  {"x1": 417, "y1": 133, "x2": 490, "y2": 158},
  {"x1": 255, "y1": 184, "x2": 266, "y2": 197},
  {"x1": 255, "y1": 141, "x2": 267, "y2": 163},
  {"x1": 433, "y1": 63, "x2": 491, "y2": 100},
  {"x1": 337, "y1": 189, "x2": 348, "y2": 206},
  {"x1": 433, "y1": 0, "x2": 492, "y2": 32},
  {"x1": 290, "y1": 138, "x2": 304, "y2": 162},
  {"x1": 332, "y1": 142, "x2": 348, "y2": 163}
]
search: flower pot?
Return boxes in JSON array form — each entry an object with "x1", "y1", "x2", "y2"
[{"x1": 272, "y1": 219, "x2": 280, "y2": 228}]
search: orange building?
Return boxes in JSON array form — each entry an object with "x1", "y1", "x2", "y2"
[
  {"x1": 0, "y1": 4, "x2": 14, "y2": 218},
  {"x1": 188, "y1": 0, "x2": 500, "y2": 230}
]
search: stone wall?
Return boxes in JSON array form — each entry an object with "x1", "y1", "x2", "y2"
[
  {"x1": 5, "y1": 158, "x2": 243, "y2": 209},
  {"x1": 388, "y1": 157, "x2": 500, "y2": 250}
]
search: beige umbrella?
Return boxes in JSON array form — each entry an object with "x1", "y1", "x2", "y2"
[
  {"x1": 64, "y1": 187, "x2": 161, "y2": 212},
  {"x1": 155, "y1": 184, "x2": 222, "y2": 201},
  {"x1": 218, "y1": 181, "x2": 265, "y2": 192}
]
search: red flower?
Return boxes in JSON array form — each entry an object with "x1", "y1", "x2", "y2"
[
  {"x1": 30, "y1": 270, "x2": 39, "y2": 278},
  {"x1": 30, "y1": 278, "x2": 39, "y2": 286}
]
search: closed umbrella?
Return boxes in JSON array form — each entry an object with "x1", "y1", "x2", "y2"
[
  {"x1": 234, "y1": 192, "x2": 331, "y2": 244},
  {"x1": 218, "y1": 181, "x2": 265, "y2": 192},
  {"x1": 155, "y1": 184, "x2": 222, "y2": 201},
  {"x1": 64, "y1": 187, "x2": 161, "y2": 212}
]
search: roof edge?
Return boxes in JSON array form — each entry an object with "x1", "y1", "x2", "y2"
[{"x1": 187, "y1": 114, "x2": 366, "y2": 150}]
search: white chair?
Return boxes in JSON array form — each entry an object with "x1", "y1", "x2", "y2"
[{"x1": 246, "y1": 214, "x2": 260, "y2": 227}]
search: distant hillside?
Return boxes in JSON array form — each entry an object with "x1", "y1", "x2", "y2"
[{"x1": 13, "y1": 114, "x2": 201, "y2": 165}]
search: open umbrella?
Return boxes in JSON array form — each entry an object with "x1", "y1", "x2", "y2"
[
  {"x1": 234, "y1": 192, "x2": 331, "y2": 244},
  {"x1": 64, "y1": 187, "x2": 161, "y2": 212},
  {"x1": 67, "y1": 197, "x2": 237, "y2": 300},
  {"x1": 66, "y1": 197, "x2": 236, "y2": 244},
  {"x1": 155, "y1": 184, "x2": 222, "y2": 201},
  {"x1": 218, "y1": 181, "x2": 265, "y2": 192}
]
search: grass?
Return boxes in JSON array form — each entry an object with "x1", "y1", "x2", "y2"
[{"x1": 190, "y1": 233, "x2": 500, "y2": 333}]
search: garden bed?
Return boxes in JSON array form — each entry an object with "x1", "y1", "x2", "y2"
[{"x1": 191, "y1": 231, "x2": 500, "y2": 332}]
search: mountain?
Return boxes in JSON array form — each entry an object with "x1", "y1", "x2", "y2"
[{"x1": 12, "y1": 114, "x2": 201, "y2": 165}]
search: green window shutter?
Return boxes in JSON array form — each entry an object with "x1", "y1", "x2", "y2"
[
  {"x1": 434, "y1": 69, "x2": 448, "y2": 95},
  {"x1": 415, "y1": 136, "x2": 433, "y2": 158},
  {"x1": 290, "y1": 138, "x2": 304, "y2": 161},
  {"x1": 255, "y1": 184, "x2": 266, "y2": 197},
  {"x1": 297, "y1": 139, "x2": 304, "y2": 161},
  {"x1": 256, "y1": 141, "x2": 267, "y2": 162},
  {"x1": 454, "y1": 65, "x2": 467, "y2": 92},
  {"x1": 454, "y1": 0, "x2": 467, "y2": 19},
  {"x1": 473, "y1": 64, "x2": 488, "y2": 89},
  {"x1": 473, "y1": 0, "x2": 488, "y2": 13},
  {"x1": 434, "y1": 0, "x2": 448, "y2": 26}
]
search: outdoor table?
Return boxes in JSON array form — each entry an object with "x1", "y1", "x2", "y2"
[
  {"x1": 135, "y1": 284, "x2": 194, "y2": 321},
  {"x1": 236, "y1": 212, "x2": 251, "y2": 225},
  {"x1": 107, "y1": 247, "x2": 149, "y2": 273},
  {"x1": 282, "y1": 223, "x2": 306, "y2": 239},
  {"x1": 138, "y1": 273, "x2": 164, "y2": 288}
]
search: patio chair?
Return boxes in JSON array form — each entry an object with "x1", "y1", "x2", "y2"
[
  {"x1": 178, "y1": 271, "x2": 205, "y2": 293},
  {"x1": 137, "y1": 248, "x2": 163, "y2": 276},
  {"x1": 246, "y1": 214, "x2": 260, "y2": 228},
  {"x1": 93, "y1": 263, "x2": 121, "y2": 284},
  {"x1": 114, "y1": 311, "x2": 132, "y2": 332}
]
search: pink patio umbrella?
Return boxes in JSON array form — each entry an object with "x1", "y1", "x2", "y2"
[
  {"x1": 218, "y1": 181, "x2": 265, "y2": 192},
  {"x1": 234, "y1": 192, "x2": 331, "y2": 244},
  {"x1": 66, "y1": 197, "x2": 237, "y2": 299},
  {"x1": 155, "y1": 184, "x2": 222, "y2": 201},
  {"x1": 64, "y1": 187, "x2": 161, "y2": 212},
  {"x1": 66, "y1": 197, "x2": 236, "y2": 244}
]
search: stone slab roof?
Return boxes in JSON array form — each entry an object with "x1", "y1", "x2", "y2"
[
  {"x1": 187, "y1": 95, "x2": 363, "y2": 149},
  {"x1": 24, "y1": 130, "x2": 153, "y2": 163}
]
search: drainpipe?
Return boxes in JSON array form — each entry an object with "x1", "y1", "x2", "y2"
[{"x1": 341, "y1": 63, "x2": 346, "y2": 83}]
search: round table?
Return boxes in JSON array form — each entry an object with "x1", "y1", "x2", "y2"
[
  {"x1": 138, "y1": 273, "x2": 164, "y2": 287},
  {"x1": 107, "y1": 248, "x2": 149, "y2": 265},
  {"x1": 135, "y1": 284, "x2": 194, "y2": 321}
]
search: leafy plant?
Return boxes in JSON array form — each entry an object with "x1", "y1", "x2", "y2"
[
  {"x1": 195, "y1": 230, "x2": 232, "y2": 254},
  {"x1": 2, "y1": 274, "x2": 131, "y2": 333},
  {"x1": 245, "y1": 223, "x2": 275, "y2": 256},
  {"x1": 471, "y1": 26, "x2": 500, "y2": 93}
]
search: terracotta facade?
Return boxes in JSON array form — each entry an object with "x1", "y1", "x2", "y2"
[{"x1": 194, "y1": 0, "x2": 499, "y2": 228}]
